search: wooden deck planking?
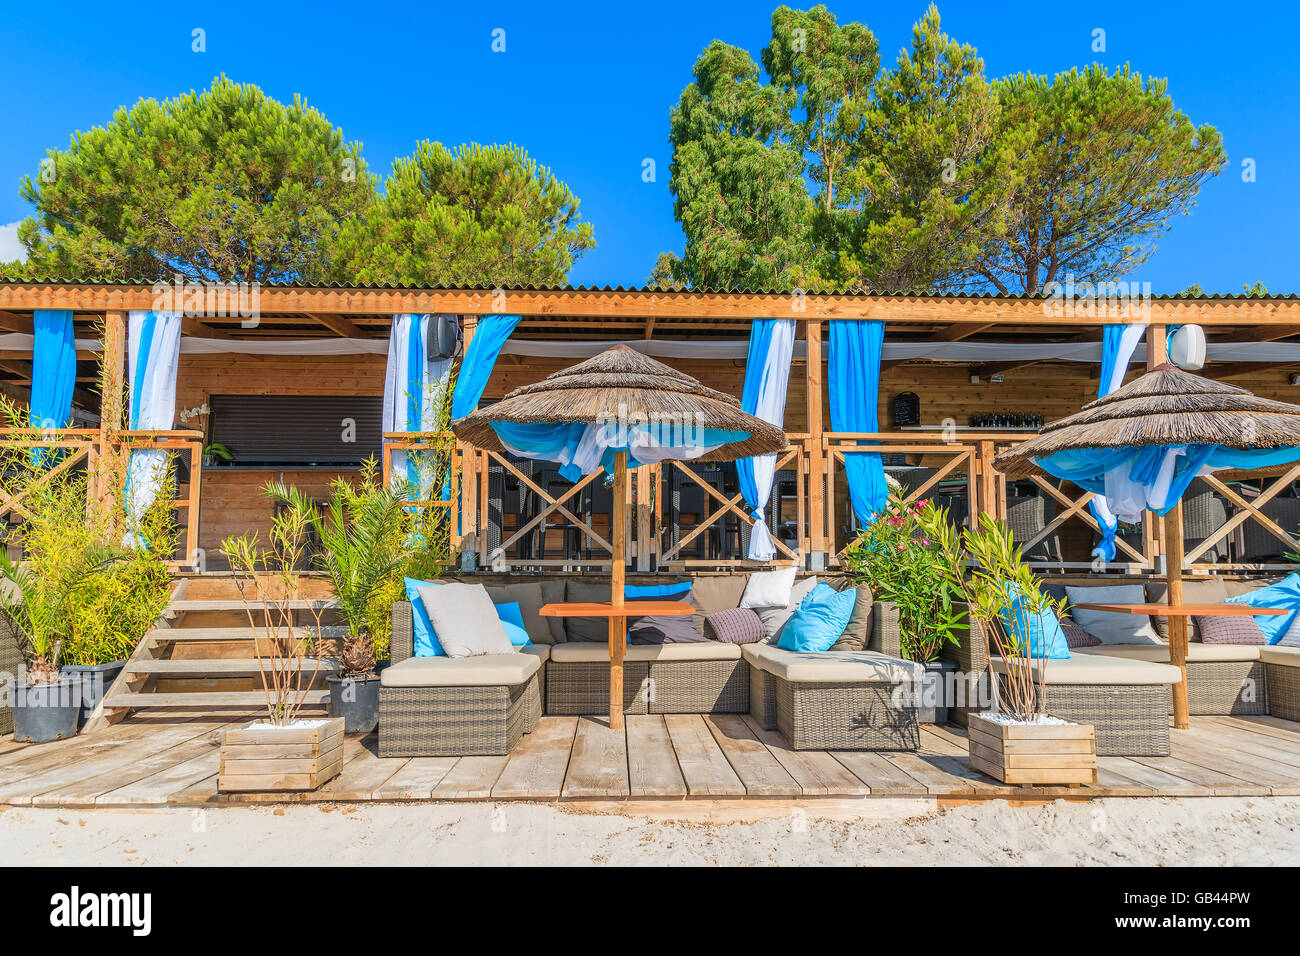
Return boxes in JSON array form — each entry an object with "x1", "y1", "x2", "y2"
[
  {"x1": 372, "y1": 757, "x2": 461, "y2": 800},
  {"x1": 492, "y1": 717, "x2": 579, "y2": 800},
  {"x1": 739, "y1": 715, "x2": 869, "y2": 796},
  {"x1": 5, "y1": 714, "x2": 1300, "y2": 804},
  {"x1": 562, "y1": 718, "x2": 630, "y2": 799},
  {"x1": 662, "y1": 714, "x2": 745, "y2": 796},
  {"x1": 430, "y1": 757, "x2": 510, "y2": 800},
  {"x1": 704, "y1": 715, "x2": 801, "y2": 796},
  {"x1": 624, "y1": 715, "x2": 687, "y2": 798}
]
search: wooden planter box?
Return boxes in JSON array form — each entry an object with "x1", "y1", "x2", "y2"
[
  {"x1": 967, "y1": 713, "x2": 1097, "y2": 786},
  {"x1": 218, "y1": 716, "x2": 344, "y2": 792}
]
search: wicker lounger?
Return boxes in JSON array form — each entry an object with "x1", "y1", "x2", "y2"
[
  {"x1": 379, "y1": 602, "x2": 542, "y2": 757},
  {"x1": 942, "y1": 611, "x2": 1175, "y2": 756},
  {"x1": 1261, "y1": 647, "x2": 1300, "y2": 722},
  {"x1": 545, "y1": 644, "x2": 749, "y2": 715}
]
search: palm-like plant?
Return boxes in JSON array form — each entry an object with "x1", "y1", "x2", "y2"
[{"x1": 266, "y1": 460, "x2": 414, "y2": 676}]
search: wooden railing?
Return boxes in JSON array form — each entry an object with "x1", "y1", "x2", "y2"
[
  {"x1": 372, "y1": 429, "x2": 1300, "y2": 576},
  {"x1": 0, "y1": 426, "x2": 204, "y2": 567}
]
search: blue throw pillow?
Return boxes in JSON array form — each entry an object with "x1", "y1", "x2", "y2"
[
  {"x1": 495, "y1": 601, "x2": 532, "y2": 647},
  {"x1": 1226, "y1": 573, "x2": 1300, "y2": 644},
  {"x1": 999, "y1": 585, "x2": 1070, "y2": 660},
  {"x1": 405, "y1": 577, "x2": 444, "y2": 657},
  {"x1": 777, "y1": 582, "x2": 856, "y2": 653},
  {"x1": 625, "y1": 582, "x2": 692, "y2": 601}
]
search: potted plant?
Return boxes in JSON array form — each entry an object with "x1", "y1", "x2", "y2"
[
  {"x1": 0, "y1": 399, "x2": 176, "y2": 737},
  {"x1": 936, "y1": 515, "x2": 1098, "y2": 786},
  {"x1": 202, "y1": 441, "x2": 233, "y2": 468},
  {"x1": 266, "y1": 460, "x2": 420, "y2": 734},
  {"x1": 842, "y1": 493, "x2": 966, "y2": 722},
  {"x1": 219, "y1": 501, "x2": 342, "y2": 792}
]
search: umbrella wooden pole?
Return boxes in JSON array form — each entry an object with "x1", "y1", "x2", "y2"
[
  {"x1": 609, "y1": 452, "x2": 628, "y2": 731},
  {"x1": 1163, "y1": 502, "x2": 1190, "y2": 729}
]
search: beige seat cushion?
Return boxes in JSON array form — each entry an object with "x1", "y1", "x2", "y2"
[
  {"x1": 550, "y1": 640, "x2": 742, "y2": 663},
  {"x1": 1260, "y1": 645, "x2": 1300, "y2": 667},
  {"x1": 990, "y1": 653, "x2": 1180, "y2": 685},
  {"x1": 1074, "y1": 643, "x2": 1262, "y2": 663},
  {"x1": 381, "y1": 653, "x2": 540, "y2": 688},
  {"x1": 517, "y1": 644, "x2": 550, "y2": 665},
  {"x1": 742, "y1": 643, "x2": 922, "y2": 683}
]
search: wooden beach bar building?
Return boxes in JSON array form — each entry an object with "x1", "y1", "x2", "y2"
[
  {"x1": 6, "y1": 281, "x2": 1300, "y2": 806},
  {"x1": 2, "y1": 281, "x2": 1299, "y2": 579}
]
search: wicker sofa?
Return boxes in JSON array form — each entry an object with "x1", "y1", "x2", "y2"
[
  {"x1": 379, "y1": 602, "x2": 544, "y2": 756},
  {"x1": 939, "y1": 610, "x2": 1180, "y2": 756},
  {"x1": 1060, "y1": 578, "x2": 1277, "y2": 716}
]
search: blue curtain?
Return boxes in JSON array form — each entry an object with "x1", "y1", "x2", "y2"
[
  {"x1": 29, "y1": 309, "x2": 75, "y2": 431},
  {"x1": 1088, "y1": 323, "x2": 1146, "y2": 559},
  {"x1": 829, "y1": 320, "x2": 887, "y2": 523},
  {"x1": 736, "y1": 318, "x2": 795, "y2": 560},
  {"x1": 451, "y1": 314, "x2": 521, "y2": 419}
]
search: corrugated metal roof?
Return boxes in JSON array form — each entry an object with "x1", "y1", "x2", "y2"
[{"x1": 0, "y1": 277, "x2": 1295, "y2": 299}]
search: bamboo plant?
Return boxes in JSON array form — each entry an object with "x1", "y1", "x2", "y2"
[
  {"x1": 265, "y1": 459, "x2": 417, "y2": 678},
  {"x1": 222, "y1": 498, "x2": 330, "y2": 727},
  {"x1": 932, "y1": 512, "x2": 1069, "y2": 721}
]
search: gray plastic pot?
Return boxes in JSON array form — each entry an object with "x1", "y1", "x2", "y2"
[
  {"x1": 11, "y1": 676, "x2": 83, "y2": 743},
  {"x1": 59, "y1": 661, "x2": 126, "y2": 726},
  {"x1": 326, "y1": 674, "x2": 381, "y2": 734},
  {"x1": 917, "y1": 660, "x2": 959, "y2": 725}
]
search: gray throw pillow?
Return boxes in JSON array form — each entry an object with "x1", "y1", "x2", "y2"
[
  {"x1": 563, "y1": 579, "x2": 611, "y2": 642},
  {"x1": 628, "y1": 616, "x2": 709, "y2": 645},
  {"x1": 417, "y1": 583, "x2": 512, "y2": 658},
  {"x1": 755, "y1": 575, "x2": 819, "y2": 643},
  {"x1": 830, "y1": 586, "x2": 873, "y2": 652},
  {"x1": 1065, "y1": 584, "x2": 1161, "y2": 645},
  {"x1": 1278, "y1": 614, "x2": 1300, "y2": 647},
  {"x1": 485, "y1": 581, "x2": 554, "y2": 645},
  {"x1": 540, "y1": 579, "x2": 566, "y2": 642}
]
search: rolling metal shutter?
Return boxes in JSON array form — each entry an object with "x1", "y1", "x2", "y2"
[{"x1": 209, "y1": 395, "x2": 383, "y2": 466}]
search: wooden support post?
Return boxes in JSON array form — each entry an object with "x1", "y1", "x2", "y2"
[
  {"x1": 635, "y1": 464, "x2": 651, "y2": 572},
  {"x1": 977, "y1": 440, "x2": 998, "y2": 522},
  {"x1": 609, "y1": 452, "x2": 628, "y2": 731},
  {"x1": 1164, "y1": 503, "x2": 1190, "y2": 730},
  {"x1": 457, "y1": 316, "x2": 478, "y2": 558},
  {"x1": 804, "y1": 320, "x2": 825, "y2": 568}
]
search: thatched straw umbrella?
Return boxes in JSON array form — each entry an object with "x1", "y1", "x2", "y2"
[
  {"x1": 995, "y1": 364, "x2": 1300, "y2": 728},
  {"x1": 454, "y1": 345, "x2": 788, "y2": 729}
]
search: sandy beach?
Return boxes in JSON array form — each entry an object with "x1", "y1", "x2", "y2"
[{"x1": 1, "y1": 797, "x2": 1296, "y2": 866}]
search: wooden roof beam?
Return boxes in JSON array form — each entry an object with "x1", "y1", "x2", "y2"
[
  {"x1": 882, "y1": 321, "x2": 997, "y2": 370},
  {"x1": 1210, "y1": 325, "x2": 1300, "y2": 343},
  {"x1": 1204, "y1": 361, "x2": 1300, "y2": 380},
  {"x1": 181, "y1": 317, "x2": 235, "y2": 340},
  {"x1": 0, "y1": 311, "x2": 33, "y2": 333},
  {"x1": 305, "y1": 312, "x2": 368, "y2": 338}
]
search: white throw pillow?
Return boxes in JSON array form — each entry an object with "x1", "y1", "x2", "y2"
[
  {"x1": 1065, "y1": 584, "x2": 1162, "y2": 645},
  {"x1": 740, "y1": 566, "x2": 797, "y2": 610},
  {"x1": 417, "y1": 582, "x2": 513, "y2": 658},
  {"x1": 756, "y1": 575, "x2": 820, "y2": 642}
]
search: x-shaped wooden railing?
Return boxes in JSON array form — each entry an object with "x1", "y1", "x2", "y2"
[
  {"x1": 661, "y1": 446, "x2": 802, "y2": 563},
  {"x1": 1185, "y1": 464, "x2": 1300, "y2": 567},
  {"x1": 484, "y1": 450, "x2": 613, "y2": 564}
]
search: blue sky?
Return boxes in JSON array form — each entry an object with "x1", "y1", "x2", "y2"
[{"x1": 1, "y1": 0, "x2": 1295, "y2": 292}]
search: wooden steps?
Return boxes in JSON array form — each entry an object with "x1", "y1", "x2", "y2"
[
  {"x1": 145, "y1": 626, "x2": 319, "y2": 643},
  {"x1": 82, "y1": 582, "x2": 339, "y2": 733},
  {"x1": 125, "y1": 658, "x2": 336, "y2": 675},
  {"x1": 107, "y1": 691, "x2": 330, "y2": 708},
  {"x1": 167, "y1": 599, "x2": 339, "y2": 613}
]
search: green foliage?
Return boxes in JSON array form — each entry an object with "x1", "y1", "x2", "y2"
[
  {"x1": 977, "y1": 65, "x2": 1224, "y2": 293},
  {"x1": 16, "y1": 75, "x2": 375, "y2": 282},
  {"x1": 0, "y1": 398, "x2": 176, "y2": 677},
  {"x1": 660, "y1": 4, "x2": 1223, "y2": 294},
  {"x1": 931, "y1": 513, "x2": 1070, "y2": 720},
  {"x1": 266, "y1": 460, "x2": 415, "y2": 671},
  {"x1": 324, "y1": 142, "x2": 594, "y2": 286},
  {"x1": 841, "y1": 492, "x2": 965, "y2": 662}
]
